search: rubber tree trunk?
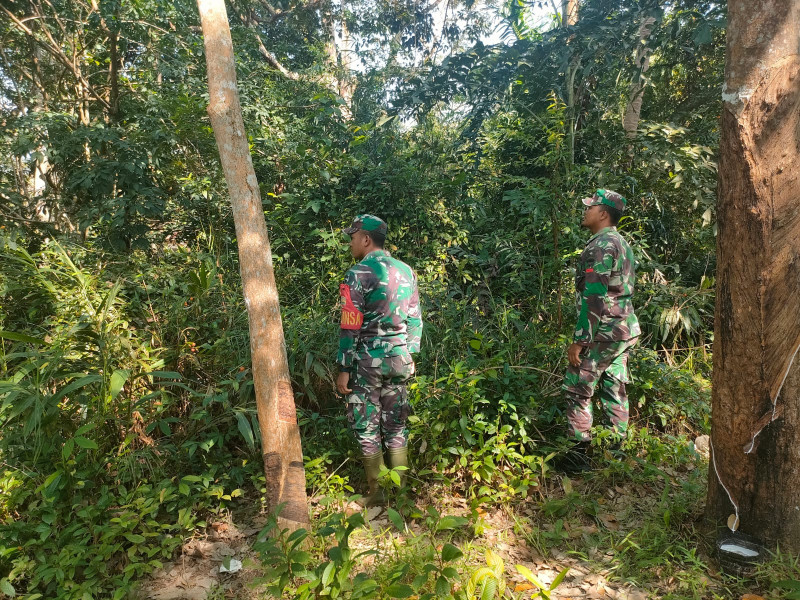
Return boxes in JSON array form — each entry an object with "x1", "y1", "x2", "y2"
[
  {"x1": 196, "y1": 0, "x2": 309, "y2": 529},
  {"x1": 707, "y1": 0, "x2": 800, "y2": 551},
  {"x1": 562, "y1": 0, "x2": 579, "y2": 165},
  {"x1": 561, "y1": 0, "x2": 577, "y2": 26},
  {"x1": 622, "y1": 15, "x2": 656, "y2": 138}
]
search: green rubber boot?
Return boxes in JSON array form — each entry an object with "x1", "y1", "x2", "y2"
[
  {"x1": 387, "y1": 445, "x2": 409, "y2": 490},
  {"x1": 357, "y1": 452, "x2": 386, "y2": 508}
]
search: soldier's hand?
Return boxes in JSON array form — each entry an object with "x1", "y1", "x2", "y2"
[
  {"x1": 336, "y1": 371, "x2": 352, "y2": 395},
  {"x1": 568, "y1": 343, "x2": 584, "y2": 367}
]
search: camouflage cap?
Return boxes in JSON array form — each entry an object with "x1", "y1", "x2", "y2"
[
  {"x1": 343, "y1": 214, "x2": 388, "y2": 236},
  {"x1": 582, "y1": 189, "x2": 627, "y2": 212}
]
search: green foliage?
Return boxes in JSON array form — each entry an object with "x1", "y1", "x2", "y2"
[
  {"x1": 255, "y1": 511, "x2": 575, "y2": 600},
  {"x1": 254, "y1": 511, "x2": 380, "y2": 599},
  {"x1": 255, "y1": 508, "x2": 473, "y2": 599},
  {"x1": 628, "y1": 347, "x2": 711, "y2": 435},
  {"x1": 0, "y1": 237, "x2": 262, "y2": 597},
  {"x1": 462, "y1": 549, "x2": 506, "y2": 600}
]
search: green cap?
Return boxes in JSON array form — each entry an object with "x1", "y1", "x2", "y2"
[
  {"x1": 581, "y1": 189, "x2": 627, "y2": 212},
  {"x1": 343, "y1": 214, "x2": 388, "y2": 236}
]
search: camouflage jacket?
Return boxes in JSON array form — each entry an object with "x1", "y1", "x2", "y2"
[
  {"x1": 573, "y1": 227, "x2": 641, "y2": 345},
  {"x1": 337, "y1": 250, "x2": 422, "y2": 369}
]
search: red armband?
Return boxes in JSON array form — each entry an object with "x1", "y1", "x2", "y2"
[{"x1": 339, "y1": 284, "x2": 363, "y2": 330}]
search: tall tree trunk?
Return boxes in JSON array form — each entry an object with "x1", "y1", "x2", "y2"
[
  {"x1": 562, "y1": 0, "x2": 578, "y2": 165},
  {"x1": 338, "y1": 15, "x2": 354, "y2": 109},
  {"x1": 196, "y1": 0, "x2": 309, "y2": 530},
  {"x1": 622, "y1": 16, "x2": 656, "y2": 138},
  {"x1": 321, "y1": 2, "x2": 353, "y2": 119},
  {"x1": 707, "y1": 0, "x2": 800, "y2": 551},
  {"x1": 556, "y1": 0, "x2": 578, "y2": 323},
  {"x1": 561, "y1": 0, "x2": 578, "y2": 27}
]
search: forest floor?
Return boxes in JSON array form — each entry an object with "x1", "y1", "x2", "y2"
[{"x1": 139, "y1": 437, "x2": 767, "y2": 600}]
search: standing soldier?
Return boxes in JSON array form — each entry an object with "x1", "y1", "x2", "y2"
[
  {"x1": 336, "y1": 214, "x2": 422, "y2": 507},
  {"x1": 562, "y1": 190, "x2": 640, "y2": 470}
]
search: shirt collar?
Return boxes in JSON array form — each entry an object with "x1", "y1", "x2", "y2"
[
  {"x1": 364, "y1": 249, "x2": 390, "y2": 260},
  {"x1": 587, "y1": 226, "x2": 616, "y2": 244}
]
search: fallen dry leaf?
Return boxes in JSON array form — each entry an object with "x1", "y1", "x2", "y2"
[
  {"x1": 598, "y1": 513, "x2": 621, "y2": 531},
  {"x1": 514, "y1": 583, "x2": 534, "y2": 592},
  {"x1": 741, "y1": 595, "x2": 765, "y2": 600}
]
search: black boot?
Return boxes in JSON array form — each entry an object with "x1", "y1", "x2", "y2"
[
  {"x1": 554, "y1": 440, "x2": 593, "y2": 475},
  {"x1": 608, "y1": 437, "x2": 626, "y2": 458}
]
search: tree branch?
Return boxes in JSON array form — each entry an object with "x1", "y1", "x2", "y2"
[
  {"x1": 1, "y1": 4, "x2": 112, "y2": 112},
  {"x1": 228, "y1": 0, "x2": 300, "y2": 80}
]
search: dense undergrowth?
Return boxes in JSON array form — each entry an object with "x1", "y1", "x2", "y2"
[
  {"x1": 0, "y1": 108, "x2": 721, "y2": 598},
  {"x1": 0, "y1": 218, "x2": 716, "y2": 599}
]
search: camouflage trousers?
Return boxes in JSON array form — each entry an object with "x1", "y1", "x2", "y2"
[
  {"x1": 562, "y1": 338, "x2": 638, "y2": 442},
  {"x1": 346, "y1": 354, "x2": 415, "y2": 455}
]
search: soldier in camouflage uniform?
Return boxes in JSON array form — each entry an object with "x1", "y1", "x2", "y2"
[
  {"x1": 336, "y1": 214, "x2": 422, "y2": 506},
  {"x1": 562, "y1": 190, "x2": 640, "y2": 465}
]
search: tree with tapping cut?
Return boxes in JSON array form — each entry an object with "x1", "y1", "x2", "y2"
[
  {"x1": 196, "y1": 0, "x2": 308, "y2": 530},
  {"x1": 708, "y1": 0, "x2": 800, "y2": 550}
]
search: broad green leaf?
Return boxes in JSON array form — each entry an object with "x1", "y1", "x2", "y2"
[
  {"x1": 515, "y1": 564, "x2": 546, "y2": 590},
  {"x1": 235, "y1": 412, "x2": 255, "y2": 451},
  {"x1": 291, "y1": 551, "x2": 311, "y2": 565},
  {"x1": 99, "y1": 279, "x2": 123, "y2": 322},
  {"x1": 412, "y1": 574, "x2": 429, "y2": 591},
  {"x1": 149, "y1": 371, "x2": 183, "y2": 380},
  {"x1": 39, "y1": 470, "x2": 62, "y2": 496},
  {"x1": 436, "y1": 515, "x2": 469, "y2": 531},
  {"x1": 0, "y1": 578, "x2": 16, "y2": 597},
  {"x1": 386, "y1": 583, "x2": 414, "y2": 598},
  {"x1": 50, "y1": 375, "x2": 102, "y2": 404},
  {"x1": 550, "y1": 567, "x2": 570, "y2": 590},
  {"x1": 75, "y1": 423, "x2": 96, "y2": 436},
  {"x1": 347, "y1": 513, "x2": 366, "y2": 528},
  {"x1": 62, "y1": 438, "x2": 75, "y2": 461},
  {"x1": 485, "y1": 549, "x2": 503, "y2": 570},
  {"x1": 442, "y1": 567, "x2": 459, "y2": 579},
  {"x1": 287, "y1": 528, "x2": 308, "y2": 545},
  {"x1": 693, "y1": 22, "x2": 712, "y2": 45},
  {"x1": 775, "y1": 580, "x2": 800, "y2": 591},
  {"x1": 0, "y1": 330, "x2": 45, "y2": 345},
  {"x1": 435, "y1": 575, "x2": 450, "y2": 596},
  {"x1": 481, "y1": 578, "x2": 497, "y2": 600},
  {"x1": 353, "y1": 573, "x2": 378, "y2": 594},
  {"x1": 441, "y1": 543, "x2": 463, "y2": 562},
  {"x1": 387, "y1": 507, "x2": 405, "y2": 531},
  {"x1": 321, "y1": 562, "x2": 334, "y2": 586},
  {"x1": 75, "y1": 437, "x2": 98, "y2": 450},
  {"x1": 125, "y1": 534, "x2": 145, "y2": 544},
  {"x1": 110, "y1": 369, "x2": 130, "y2": 399}
]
